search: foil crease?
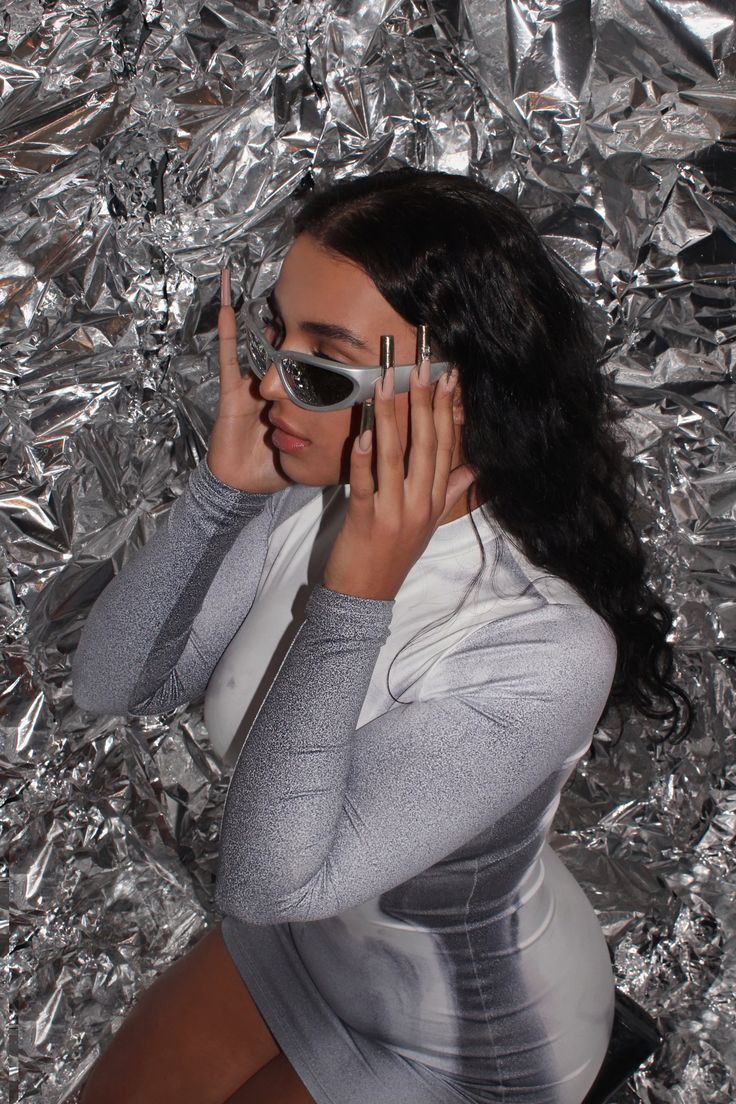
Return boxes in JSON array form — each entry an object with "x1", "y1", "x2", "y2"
[{"x1": 1, "y1": 2, "x2": 734, "y2": 1102}]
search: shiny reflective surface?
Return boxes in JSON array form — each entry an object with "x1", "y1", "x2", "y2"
[{"x1": 2, "y1": 1, "x2": 734, "y2": 1102}]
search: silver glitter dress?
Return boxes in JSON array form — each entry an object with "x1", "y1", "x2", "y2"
[{"x1": 73, "y1": 456, "x2": 619, "y2": 1104}]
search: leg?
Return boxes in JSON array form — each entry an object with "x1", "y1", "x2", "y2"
[
  {"x1": 79, "y1": 922, "x2": 280, "y2": 1104},
  {"x1": 223, "y1": 1053, "x2": 318, "y2": 1104}
]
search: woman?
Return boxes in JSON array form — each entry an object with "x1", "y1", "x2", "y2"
[{"x1": 71, "y1": 167, "x2": 692, "y2": 1104}]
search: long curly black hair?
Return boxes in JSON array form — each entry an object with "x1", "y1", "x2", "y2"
[{"x1": 292, "y1": 166, "x2": 694, "y2": 745}]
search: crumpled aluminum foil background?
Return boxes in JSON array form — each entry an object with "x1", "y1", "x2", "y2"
[{"x1": 2, "y1": 2, "x2": 734, "y2": 1102}]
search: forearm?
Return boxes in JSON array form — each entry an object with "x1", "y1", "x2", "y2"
[
  {"x1": 214, "y1": 583, "x2": 395, "y2": 923},
  {"x1": 72, "y1": 456, "x2": 274, "y2": 715},
  {"x1": 213, "y1": 600, "x2": 618, "y2": 926}
]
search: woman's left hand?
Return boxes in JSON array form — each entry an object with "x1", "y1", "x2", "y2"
[{"x1": 322, "y1": 359, "x2": 478, "y2": 602}]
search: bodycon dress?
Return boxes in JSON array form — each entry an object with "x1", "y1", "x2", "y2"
[{"x1": 71, "y1": 454, "x2": 620, "y2": 1104}]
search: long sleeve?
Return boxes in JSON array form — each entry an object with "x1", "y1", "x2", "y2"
[
  {"x1": 213, "y1": 585, "x2": 618, "y2": 925},
  {"x1": 71, "y1": 455, "x2": 279, "y2": 716}
]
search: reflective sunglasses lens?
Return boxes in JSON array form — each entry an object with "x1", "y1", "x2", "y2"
[
  {"x1": 282, "y1": 357, "x2": 355, "y2": 407},
  {"x1": 246, "y1": 329, "x2": 270, "y2": 376}
]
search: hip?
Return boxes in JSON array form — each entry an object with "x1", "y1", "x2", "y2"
[{"x1": 290, "y1": 842, "x2": 615, "y2": 1102}]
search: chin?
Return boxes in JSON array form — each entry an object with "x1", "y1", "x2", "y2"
[{"x1": 277, "y1": 453, "x2": 343, "y2": 487}]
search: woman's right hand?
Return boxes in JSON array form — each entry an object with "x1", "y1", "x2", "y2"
[{"x1": 207, "y1": 271, "x2": 293, "y2": 494}]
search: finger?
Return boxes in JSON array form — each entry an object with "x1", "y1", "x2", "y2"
[
  {"x1": 406, "y1": 356, "x2": 438, "y2": 503},
  {"x1": 438, "y1": 463, "x2": 477, "y2": 525},
  {"x1": 431, "y1": 368, "x2": 460, "y2": 515},
  {"x1": 348, "y1": 426, "x2": 377, "y2": 517},
  {"x1": 374, "y1": 366, "x2": 405, "y2": 504},
  {"x1": 218, "y1": 272, "x2": 242, "y2": 389}
]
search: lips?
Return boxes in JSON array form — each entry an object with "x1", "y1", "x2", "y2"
[{"x1": 267, "y1": 413, "x2": 309, "y2": 442}]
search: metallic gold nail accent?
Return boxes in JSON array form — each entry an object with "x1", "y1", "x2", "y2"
[
  {"x1": 360, "y1": 399, "x2": 375, "y2": 436},
  {"x1": 416, "y1": 323, "x2": 430, "y2": 364},
  {"x1": 380, "y1": 335, "x2": 394, "y2": 383},
  {"x1": 380, "y1": 334, "x2": 395, "y2": 398}
]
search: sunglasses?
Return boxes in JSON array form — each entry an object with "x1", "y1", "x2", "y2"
[{"x1": 241, "y1": 295, "x2": 452, "y2": 412}]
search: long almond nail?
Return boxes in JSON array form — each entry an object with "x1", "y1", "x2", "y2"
[
  {"x1": 419, "y1": 356, "x2": 431, "y2": 386},
  {"x1": 220, "y1": 267, "x2": 231, "y2": 308}
]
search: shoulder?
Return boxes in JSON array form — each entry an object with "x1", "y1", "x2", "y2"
[
  {"x1": 483, "y1": 527, "x2": 618, "y2": 692},
  {"x1": 447, "y1": 596, "x2": 616, "y2": 681},
  {"x1": 429, "y1": 594, "x2": 617, "y2": 734},
  {"x1": 422, "y1": 600, "x2": 616, "y2": 760}
]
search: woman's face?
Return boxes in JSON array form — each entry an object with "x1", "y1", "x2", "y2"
[{"x1": 257, "y1": 232, "x2": 464, "y2": 487}]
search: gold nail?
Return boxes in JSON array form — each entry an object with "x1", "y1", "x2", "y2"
[
  {"x1": 360, "y1": 399, "x2": 375, "y2": 436},
  {"x1": 380, "y1": 335, "x2": 394, "y2": 383},
  {"x1": 416, "y1": 323, "x2": 430, "y2": 364}
]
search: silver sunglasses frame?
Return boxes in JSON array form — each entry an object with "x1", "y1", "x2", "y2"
[{"x1": 241, "y1": 297, "x2": 452, "y2": 412}]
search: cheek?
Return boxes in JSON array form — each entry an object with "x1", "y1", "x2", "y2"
[
  {"x1": 294, "y1": 407, "x2": 357, "y2": 480},
  {"x1": 319, "y1": 407, "x2": 355, "y2": 452}
]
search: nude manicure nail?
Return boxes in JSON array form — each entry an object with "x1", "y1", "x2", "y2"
[
  {"x1": 220, "y1": 267, "x2": 231, "y2": 308},
  {"x1": 419, "y1": 356, "x2": 431, "y2": 386}
]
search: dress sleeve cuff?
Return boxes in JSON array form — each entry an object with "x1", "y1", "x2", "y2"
[
  {"x1": 184, "y1": 454, "x2": 276, "y2": 518},
  {"x1": 304, "y1": 583, "x2": 395, "y2": 643}
]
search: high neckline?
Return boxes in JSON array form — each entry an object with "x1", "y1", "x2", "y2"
[{"x1": 429, "y1": 498, "x2": 504, "y2": 548}]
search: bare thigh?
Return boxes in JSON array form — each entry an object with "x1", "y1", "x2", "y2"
[{"x1": 79, "y1": 921, "x2": 280, "y2": 1104}]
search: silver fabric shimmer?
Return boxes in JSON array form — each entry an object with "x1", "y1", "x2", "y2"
[
  {"x1": 2, "y1": 2, "x2": 735, "y2": 1103},
  {"x1": 72, "y1": 453, "x2": 620, "y2": 1103}
]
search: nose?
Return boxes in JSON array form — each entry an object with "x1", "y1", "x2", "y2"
[{"x1": 258, "y1": 360, "x2": 289, "y2": 403}]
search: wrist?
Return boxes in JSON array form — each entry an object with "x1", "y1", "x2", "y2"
[{"x1": 321, "y1": 570, "x2": 401, "y2": 602}]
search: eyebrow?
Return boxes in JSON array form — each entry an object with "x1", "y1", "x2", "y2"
[{"x1": 268, "y1": 286, "x2": 371, "y2": 353}]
